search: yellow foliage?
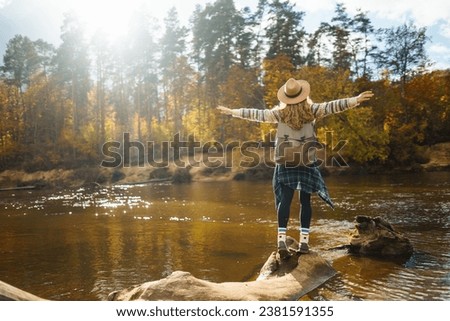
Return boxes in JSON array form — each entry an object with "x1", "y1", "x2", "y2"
[
  {"x1": 182, "y1": 104, "x2": 218, "y2": 143},
  {"x1": 296, "y1": 66, "x2": 356, "y2": 102},
  {"x1": 219, "y1": 65, "x2": 260, "y2": 107},
  {"x1": 150, "y1": 117, "x2": 172, "y2": 142},
  {"x1": 262, "y1": 55, "x2": 295, "y2": 107},
  {"x1": 104, "y1": 112, "x2": 117, "y2": 141},
  {"x1": 317, "y1": 107, "x2": 390, "y2": 164}
]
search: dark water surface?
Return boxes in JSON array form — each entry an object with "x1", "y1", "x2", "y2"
[{"x1": 0, "y1": 172, "x2": 449, "y2": 300}]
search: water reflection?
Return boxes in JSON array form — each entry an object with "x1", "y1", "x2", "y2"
[{"x1": 0, "y1": 172, "x2": 449, "y2": 300}]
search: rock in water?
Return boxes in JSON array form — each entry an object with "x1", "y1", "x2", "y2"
[{"x1": 349, "y1": 215, "x2": 413, "y2": 257}]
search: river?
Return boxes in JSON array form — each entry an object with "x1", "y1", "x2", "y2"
[{"x1": 0, "y1": 172, "x2": 449, "y2": 300}]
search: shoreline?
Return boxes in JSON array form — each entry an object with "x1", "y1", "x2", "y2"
[
  {"x1": 1, "y1": 142, "x2": 448, "y2": 190},
  {"x1": 0, "y1": 159, "x2": 448, "y2": 192}
]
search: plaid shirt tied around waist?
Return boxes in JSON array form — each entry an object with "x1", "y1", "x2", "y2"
[{"x1": 273, "y1": 164, "x2": 334, "y2": 208}]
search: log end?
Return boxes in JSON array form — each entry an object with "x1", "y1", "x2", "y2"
[{"x1": 0, "y1": 281, "x2": 47, "y2": 301}]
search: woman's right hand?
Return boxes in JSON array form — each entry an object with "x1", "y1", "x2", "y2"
[
  {"x1": 217, "y1": 106, "x2": 233, "y2": 115},
  {"x1": 356, "y1": 91, "x2": 374, "y2": 103}
]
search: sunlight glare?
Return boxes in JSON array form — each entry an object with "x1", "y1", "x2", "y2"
[{"x1": 68, "y1": 0, "x2": 165, "y2": 40}]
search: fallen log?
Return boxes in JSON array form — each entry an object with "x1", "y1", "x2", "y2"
[
  {"x1": 109, "y1": 237, "x2": 337, "y2": 301},
  {"x1": 0, "y1": 280, "x2": 46, "y2": 301},
  {"x1": 113, "y1": 178, "x2": 172, "y2": 186},
  {"x1": 0, "y1": 185, "x2": 36, "y2": 192}
]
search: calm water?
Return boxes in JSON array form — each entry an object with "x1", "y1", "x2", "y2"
[{"x1": 0, "y1": 172, "x2": 449, "y2": 301}]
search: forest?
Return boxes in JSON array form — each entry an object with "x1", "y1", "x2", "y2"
[{"x1": 0, "y1": 0, "x2": 449, "y2": 172}]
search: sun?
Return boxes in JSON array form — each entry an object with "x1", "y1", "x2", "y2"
[
  {"x1": 63, "y1": 0, "x2": 209, "y2": 41},
  {"x1": 68, "y1": 0, "x2": 148, "y2": 40}
]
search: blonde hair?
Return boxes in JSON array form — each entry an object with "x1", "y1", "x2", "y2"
[{"x1": 278, "y1": 98, "x2": 315, "y2": 130}]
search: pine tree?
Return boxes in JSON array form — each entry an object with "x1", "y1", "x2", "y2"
[
  {"x1": 234, "y1": 6, "x2": 257, "y2": 69},
  {"x1": 127, "y1": 8, "x2": 159, "y2": 141},
  {"x1": 265, "y1": 0, "x2": 306, "y2": 67},
  {"x1": 329, "y1": 3, "x2": 352, "y2": 71},
  {"x1": 2, "y1": 35, "x2": 39, "y2": 91},
  {"x1": 191, "y1": 0, "x2": 253, "y2": 109},
  {"x1": 54, "y1": 12, "x2": 91, "y2": 155},
  {"x1": 2, "y1": 35, "x2": 55, "y2": 148},
  {"x1": 375, "y1": 21, "x2": 429, "y2": 94},
  {"x1": 160, "y1": 7, "x2": 189, "y2": 135},
  {"x1": 349, "y1": 9, "x2": 375, "y2": 79},
  {"x1": 91, "y1": 31, "x2": 110, "y2": 150},
  {"x1": 306, "y1": 23, "x2": 332, "y2": 67}
]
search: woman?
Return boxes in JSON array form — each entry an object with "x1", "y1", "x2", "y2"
[{"x1": 218, "y1": 78, "x2": 373, "y2": 259}]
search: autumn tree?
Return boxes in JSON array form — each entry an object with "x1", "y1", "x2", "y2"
[
  {"x1": 261, "y1": 55, "x2": 295, "y2": 107},
  {"x1": 404, "y1": 71, "x2": 450, "y2": 145},
  {"x1": 0, "y1": 80, "x2": 18, "y2": 166},
  {"x1": 217, "y1": 65, "x2": 263, "y2": 142},
  {"x1": 300, "y1": 66, "x2": 389, "y2": 164}
]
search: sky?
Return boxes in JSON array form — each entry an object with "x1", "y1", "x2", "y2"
[{"x1": 0, "y1": 0, "x2": 449, "y2": 70}]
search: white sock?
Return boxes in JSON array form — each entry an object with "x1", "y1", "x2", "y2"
[
  {"x1": 278, "y1": 227, "x2": 287, "y2": 243},
  {"x1": 300, "y1": 227, "x2": 310, "y2": 244}
]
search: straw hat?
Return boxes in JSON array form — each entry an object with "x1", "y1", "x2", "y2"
[{"x1": 277, "y1": 78, "x2": 310, "y2": 105}]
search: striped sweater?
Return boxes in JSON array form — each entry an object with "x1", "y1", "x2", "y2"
[{"x1": 230, "y1": 97, "x2": 359, "y2": 123}]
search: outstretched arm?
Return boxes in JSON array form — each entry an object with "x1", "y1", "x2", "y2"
[
  {"x1": 312, "y1": 91, "x2": 374, "y2": 119},
  {"x1": 217, "y1": 106, "x2": 279, "y2": 123}
]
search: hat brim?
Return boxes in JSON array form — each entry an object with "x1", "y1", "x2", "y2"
[{"x1": 277, "y1": 80, "x2": 310, "y2": 105}]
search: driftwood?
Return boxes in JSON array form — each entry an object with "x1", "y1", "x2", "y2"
[
  {"x1": 108, "y1": 237, "x2": 337, "y2": 301},
  {"x1": 0, "y1": 185, "x2": 36, "y2": 192},
  {"x1": 348, "y1": 215, "x2": 413, "y2": 257},
  {"x1": 113, "y1": 177, "x2": 172, "y2": 186},
  {"x1": 0, "y1": 280, "x2": 46, "y2": 301}
]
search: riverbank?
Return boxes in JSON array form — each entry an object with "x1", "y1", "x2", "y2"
[{"x1": 1, "y1": 142, "x2": 449, "y2": 190}]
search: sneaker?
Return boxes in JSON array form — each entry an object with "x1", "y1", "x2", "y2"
[
  {"x1": 277, "y1": 240, "x2": 291, "y2": 260},
  {"x1": 298, "y1": 242, "x2": 309, "y2": 254}
]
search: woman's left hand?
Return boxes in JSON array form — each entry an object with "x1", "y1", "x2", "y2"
[
  {"x1": 217, "y1": 106, "x2": 233, "y2": 115},
  {"x1": 356, "y1": 91, "x2": 374, "y2": 103}
]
